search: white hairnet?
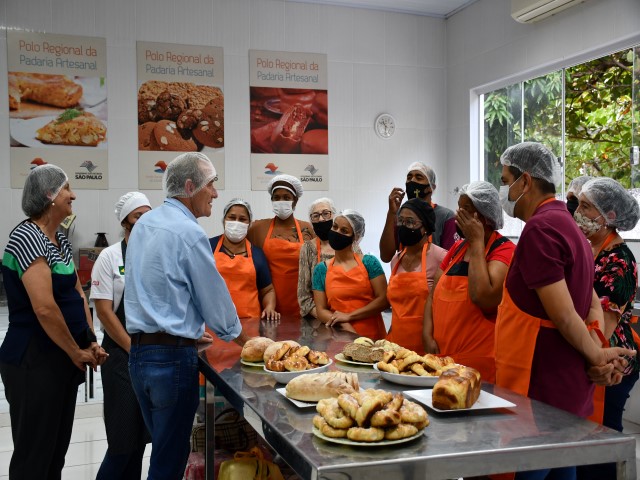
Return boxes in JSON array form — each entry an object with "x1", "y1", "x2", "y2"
[
  {"x1": 309, "y1": 197, "x2": 336, "y2": 217},
  {"x1": 407, "y1": 162, "x2": 436, "y2": 187},
  {"x1": 115, "y1": 192, "x2": 151, "y2": 223},
  {"x1": 163, "y1": 152, "x2": 216, "y2": 198},
  {"x1": 580, "y1": 177, "x2": 640, "y2": 231},
  {"x1": 500, "y1": 142, "x2": 562, "y2": 186},
  {"x1": 337, "y1": 209, "x2": 366, "y2": 245},
  {"x1": 22, "y1": 164, "x2": 69, "y2": 218},
  {"x1": 267, "y1": 174, "x2": 303, "y2": 198},
  {"x1": 223, "y1": 198, "x2": 253, "y2": 223},
  {"x1": 567, "y1": 175, "x2": 593, "y2": 196},
  {"x1": 458, "y1": 181, "x2": 504, "y2": 230}
]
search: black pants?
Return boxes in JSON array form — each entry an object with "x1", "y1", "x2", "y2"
[{"x1": 0, "y1": 338, "x2": 85, "y2": 480}]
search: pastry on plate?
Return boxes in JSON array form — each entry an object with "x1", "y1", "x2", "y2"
[{"x1": 36, "y1": 109, "x2": 106, "y2": 147}]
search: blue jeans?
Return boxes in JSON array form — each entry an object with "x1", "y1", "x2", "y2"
[{"x1": 129, "y1": 345, "x2": 199, "y2": 480}]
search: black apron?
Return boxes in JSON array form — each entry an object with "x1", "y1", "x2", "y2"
[{"x1": 100, "y1": 240, "x2": 150, "y2": 453}]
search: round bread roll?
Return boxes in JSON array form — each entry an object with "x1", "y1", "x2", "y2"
[
  {"x1": 240, "y1": 337, "x2": 274, "y2": 362},
  {"x1": 262, "y1": 340, "x2": 301, "y2": 363}
]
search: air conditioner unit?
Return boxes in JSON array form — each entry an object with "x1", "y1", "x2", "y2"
[{"x1": 511, "y1": 0, "x2": 584, "y2": 23}]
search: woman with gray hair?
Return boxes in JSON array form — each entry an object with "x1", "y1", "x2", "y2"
[
  {"x1": 312, "y1": 210, "x2": 389, "y2": 339},
  {"x1": 424, "y1": 181, "x2": 515, "y2": 382},
  {"x1": 298, "y1": 197, "x2": 337, "y2": 318},
  {"x1": 0, "y1": 165, "x2": 107, "y2": 478},
  {"x1": 209, "y1": 198, "x2": 279, "y2": 320},
  {"x1": 574, "y1": 178, "x2": 640, "y2": 480}
]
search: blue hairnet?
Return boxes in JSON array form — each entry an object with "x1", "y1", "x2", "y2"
[
  {"x1": 163, "y1": 152, "x2": 216, "y2": 198},
  {"x1": 580, "y1": 177, "x2": 640, "y2": 231},
  {"x1": 337, "y1": 209, "x2": 366, "y2": 245},
  {"x1": 22, "y1": 164, "x2": 68, "y2": 218},
  {"x1": 458, "y1": 181, "x2": 504, "y2": 230},
  {"x1": 223, "y1": 198, "x2": 253, "y2": 223},
  {"x1": 500, "y1": 142, "x2": 562, "y2": 186}
]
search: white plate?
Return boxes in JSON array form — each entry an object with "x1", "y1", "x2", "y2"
[
  {"x1": 264, "y1": 359, "x2": 332, "y2": 384},
  {"x1": 312, "y1": 427, "x2": 425, "y2": 446},
  {"x1": 240, "y1": 359, "x2": 265, "y2": 368},
  {"x1": 372, "y1": 364, "x2": 438, "y2": 388},
  {"x1": 10, "y1": 116, "x2": 108, "y2": 149},
  {"x1": 275, "y1": 387, "x2": 317, "y2": 408},
  {"x1": 405, "y1": 389, "x2": 516, "y2": 413},
  {"x1": 334, "y1": 353, "x2": 375, "y2": 367}
]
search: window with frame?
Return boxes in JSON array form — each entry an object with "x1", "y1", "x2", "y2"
[{"x1": 482, "y1": 47, "x2": 639, "y2": 238}]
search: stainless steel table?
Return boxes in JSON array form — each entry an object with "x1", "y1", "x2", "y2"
[{"x1": 199, "y1": 317, "x2": 636, "y2": 479}]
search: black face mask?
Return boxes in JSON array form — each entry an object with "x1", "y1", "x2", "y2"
[
  {"x1": 405, "y1": 181, "x2": 430, "y2": 200},
  {"x1": 312, "y1": 219, "x2": 333, "y2": 241},
  {"x1": 456, "y1": 225, "x2": 465, "y2": 239},
  {"x1": 398, "y1": 225, "x2": 425, "y2": 247},
  {"x1": 328, "y1": 230, "x2": 354, "y2": 251},
  {"x1": 566, "y1": 198, "x2": 579, "y2": 216}
]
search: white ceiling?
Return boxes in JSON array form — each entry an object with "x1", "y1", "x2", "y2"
[{"x1": 288, "y1": 0, "x2": 477, "y2": 17}]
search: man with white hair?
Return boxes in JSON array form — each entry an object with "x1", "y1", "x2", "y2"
[
  {"x1": 379, "y1": 162, "x2": 455, "y2": 262},
  {"x1": 125, "y1": 152, "x2": 249, "y2": 480}
]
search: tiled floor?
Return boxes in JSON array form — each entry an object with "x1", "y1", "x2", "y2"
[{"x1": 0, "y1": 307, "x2": 639, "y2": 478}]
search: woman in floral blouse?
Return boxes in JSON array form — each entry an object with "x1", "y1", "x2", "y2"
[{"x1": 574, "y1": 177, "x2": 640, "y2": 480}]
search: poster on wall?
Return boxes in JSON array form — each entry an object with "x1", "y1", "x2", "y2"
[
  {"x1": 136, "y1": 41, "x2": 224, "y2": 190},
  {"x1": 7, "y1": 31, "x2": 108, "y2": 189},
  {"x1": 249, "y1": 50, "x2": 328, "y2": 191}
]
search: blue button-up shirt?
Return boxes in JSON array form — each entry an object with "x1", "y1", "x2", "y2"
[{"x1": 125, "y1": 198, "x2": 241, "y2": 341}]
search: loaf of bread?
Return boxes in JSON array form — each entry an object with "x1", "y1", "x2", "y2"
[
  {"x1": 240, "y1": 337, "x2": 274, "y2": 362},
  {"x1": 286, "y1": 372, "x2": 359, "y2": 402},
  {"x1": 431, "y1": 365, "x2": 481, "y2": 410}
]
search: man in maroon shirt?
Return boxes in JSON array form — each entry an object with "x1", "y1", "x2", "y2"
[{"x1": 495, "y1": 142, "x2": 634, "y2": 479}]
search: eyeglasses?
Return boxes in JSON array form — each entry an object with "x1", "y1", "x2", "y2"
[
  {"x1": 310, "y1": 210, "x2": 333, "y2": 222},
  {"x1": 397, "y1": 217, "x2": 422, "y2": 229}
]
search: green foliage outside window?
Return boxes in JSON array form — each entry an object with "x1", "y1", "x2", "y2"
[{"x1": 484, "y1": 48, "x2": 637, "y2": 190}]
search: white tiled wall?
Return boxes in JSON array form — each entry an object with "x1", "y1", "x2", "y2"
[{"x1": 0, "y1": 0, "x2": 448, "y2": 269}]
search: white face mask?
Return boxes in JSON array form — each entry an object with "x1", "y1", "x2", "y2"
[
  {"x1": 499, "y1": 175, "x2": 525, "y2": 218},
  {"x1": 272, "y1": 201, "x2": 294, "y2": 220},
  {"x1": 573, "y1": 212, "x2": 603, "y2": 237},
  {"x1": 224, "y1": 221, "x2": 249, "y2": 243}
]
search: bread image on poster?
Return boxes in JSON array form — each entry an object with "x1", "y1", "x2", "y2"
[
  {"x1": 250, "y1": 87, "x2": 328, "y2": 155},
  {"x1": 137, "y1": 80, "x2": 224, "y2": 152},
  {"x1": 9, "y1": 73, "x2": 108, "y2": 149}
]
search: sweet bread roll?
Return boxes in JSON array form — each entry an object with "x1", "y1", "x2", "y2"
[
  {"x1": 317, "y1": 398, "x2": 354, "y2": 429},
  {"x1": 290, "y1": 345, "x2": 310, "y2": 358},
  {"x1": 307, "y1": 350, "x2": 329, "y2": 365},
  {"x1": 266, "y1": 359, "x2": 285, "y2": 372},
  {"x1": 313, "y1": 415, "x2": 348, "y2": 438},
  {"x1": 384, "y1": 424, "x2": 418, "y2": 440},
  {"x1": 241, "y1": 337, "x2": 274, "y2": 362},
  {"x1": 346, "y1": 426, "x2": 385, "y2": 442},
  {"x1": 263, "y1": 340, "x2": 300, "y2": 363},
  {"x1": 431, "y1": 365, "x2": 481, "y2": 410},
  {"x1": 286, "y1": 372, "x2": 359, "y2": 402},
  {"x1": 283, "y1": 356, "x2": 308, "y2": 372}
]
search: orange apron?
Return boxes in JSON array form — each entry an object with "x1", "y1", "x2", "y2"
[
  {"x1": 432, "y1": 232, "x2": 505, "y2": 383},
  {"x1": 386, "y1": 242, "x2": 430, "y2": 353},
  {"x1": 213, "y1": 237, "x2": 261, "y2": 319},
  {"x1": 262, "y1": 218, "x2": 304, "y2": 316},
  {"x1": 325, "y1": 255, "x2": 386, "y2": 340},
  {"x1": 587, "y1": 230, "x2": 618, "y2": 424}
]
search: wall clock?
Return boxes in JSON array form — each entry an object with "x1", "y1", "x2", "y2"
[{"x1": 374, "y1": 113, "x2": 396, "y2": 139}]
